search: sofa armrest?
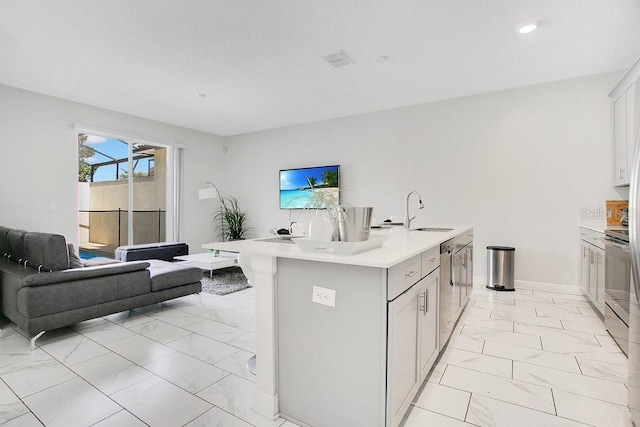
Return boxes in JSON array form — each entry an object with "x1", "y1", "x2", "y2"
[{"x1": 22, "y1": 261, "x2": 151, "y2": 286}]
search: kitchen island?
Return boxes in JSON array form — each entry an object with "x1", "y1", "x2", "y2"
[{"x1": 203, "y1": 225, "x2": 473, "y2": 427}]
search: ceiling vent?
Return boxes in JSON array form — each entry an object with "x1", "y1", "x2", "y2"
[{"x1": 323, "y1": 51, "x2": 354, "y2": 68}]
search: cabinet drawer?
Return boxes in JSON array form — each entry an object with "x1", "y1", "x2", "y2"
[
  {"x1": 579, "y1": 228, "x2": 605, "y2": 250},
  {"x1": 388, "y1": 254, "x2": 422, "y2": 301},
  {"x1": 421, "y1": 246, "x2": 440, "y2": 277}
]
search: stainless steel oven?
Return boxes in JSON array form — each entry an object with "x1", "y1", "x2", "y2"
[{"x1": 604, "y1": 229, "x2": 631, "y2": 355}]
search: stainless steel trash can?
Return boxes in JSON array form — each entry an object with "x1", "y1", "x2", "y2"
[{"x1": 486, "y1": 246, "x2": 515, "y2": 291}]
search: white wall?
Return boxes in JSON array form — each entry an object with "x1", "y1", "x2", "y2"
[
  {"x1": 0, "y1": 84, "x2": 228, "y2": 251},
  {"x1": 224, "y1": 72, "x2": 626, "y2": 286}
]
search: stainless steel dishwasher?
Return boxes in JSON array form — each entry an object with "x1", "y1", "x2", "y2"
[{"x1": 439, "y1": 232, "x2": 473, "y2": 350}]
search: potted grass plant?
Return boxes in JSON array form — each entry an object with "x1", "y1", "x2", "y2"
[{"x1": 214, "y1": 196, "x2": 252, "y2": 241}]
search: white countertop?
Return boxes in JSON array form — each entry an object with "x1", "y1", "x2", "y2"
[{"x1": 202, "y1": 225, "x2": 473, "y2": 269}]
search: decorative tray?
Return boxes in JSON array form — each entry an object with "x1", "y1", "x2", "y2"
[{"x1": 293, "y1": 235, "x2": 389, "y2": 255}]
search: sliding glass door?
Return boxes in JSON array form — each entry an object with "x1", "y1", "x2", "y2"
[{"x1": 77, "y1": 132, "x2": 172, "y2": 258}]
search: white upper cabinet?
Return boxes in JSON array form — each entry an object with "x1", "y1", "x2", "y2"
[{"x1": 611, "y1": 57, "x2": 640, "y2": 187}]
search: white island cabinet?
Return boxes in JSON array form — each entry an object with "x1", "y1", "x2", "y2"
[{"x1": 203, "y1": 226, "x2": 472, "y2": 427}]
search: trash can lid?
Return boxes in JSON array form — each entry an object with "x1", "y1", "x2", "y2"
[{"x1": 486, "y1": 246, "x2": 515, "y2": 251}]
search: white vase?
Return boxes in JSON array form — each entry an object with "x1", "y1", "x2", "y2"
[{"x1": 308, "y1": 210, "x2": 333, "y2": 241}]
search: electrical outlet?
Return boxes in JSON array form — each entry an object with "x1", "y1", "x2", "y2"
[
  {"x1": 312, "y1": 286, "x2": 336, "y2": 307},
  {"x1": 48, "y1": 201, "x2": 56, "y2": 211}
]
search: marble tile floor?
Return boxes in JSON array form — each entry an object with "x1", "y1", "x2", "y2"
[
  {"x1": 404, "y1": 283, "x2": 633, "y2": 427},
  {"x1": 0, "y1": 282, "x2": 633, "y2": 427}
]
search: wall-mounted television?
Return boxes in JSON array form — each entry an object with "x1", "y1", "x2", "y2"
[{"x1": 279, "y1": 165, "x2": 340, "y2": 209}]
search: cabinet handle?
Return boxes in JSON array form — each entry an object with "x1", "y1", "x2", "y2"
[
  {"x1": 620, "y1": 168, "x2": 625, "y2": 180},
  {"x1": 590, "y1": 252, "x2": 596, "y2": 265},
  {"x1": 404, "y1": 270, "x2": 419, "y2": 278},
  {"x1": 425, "y1": 289, "x2": 429, "y2": 315},
  {"x1": 418, "y1": 291, "x2": 426, "y2": 313},
  {"x1": 583, "y1": 247, "x2": 588, "y2": 258},
  {"x1": 428, "y1": 257, "x2": 439, "y2": 262}
]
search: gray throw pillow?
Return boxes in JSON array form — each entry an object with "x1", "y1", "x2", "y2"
[{"x1": 67, "y1": 244, "x2": 84, "y2": 269}]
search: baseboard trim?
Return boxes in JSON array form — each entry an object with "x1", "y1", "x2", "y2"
[{"x1": 473, "y1": 276, "x2": 581, "y2": 295}]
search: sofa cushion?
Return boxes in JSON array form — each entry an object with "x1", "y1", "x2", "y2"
[
  {"x1": 23, "y1": 232, "x2": 69, "y2": 271},
  {"x1": 7, "y1": 229, "x2": 27, "y2": 261},
  {"x1": 147, "y1": 259, "x2": 203, "y2": 292},
  {"x1": 115, "y1": 242, "x2": 189, "y2": 262},
  {"x1": 23, "y1": 261, "x2": 150, "y2": 286},
  {"x1": 0, "y1": 226, "x2": 11, "y2": 256},
  {"x1": 67, "y1": 244, "x2": 84, "y2": 269}
]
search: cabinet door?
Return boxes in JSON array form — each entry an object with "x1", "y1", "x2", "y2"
[
  {"x1": 613, "y1": 95, "x2": 627, "y2": 185},
  {"x1": 418, "y1": 269, "x2": 439, "y2": 382},
  {"x1": 588, "y1": 247, "x2": 597, "y2": 299},
  {"x1": 453, "y1": 251, "x2": 463, "y2": 318},
  {"x1": 626, "y1": 82, "x2": 636, "y2": 183},
  {"x1": 595, "y1": 247, "x2": 606, "y2": 308},
  {"x1": 466, "y1": 245, "x2": 473, "y2": 298},
  {"x1": 580, "y1": 242, "x2": 590, "y2": 293},
  {"x1": 387, "y1": 284, "x2": 419, "y2": 427}
]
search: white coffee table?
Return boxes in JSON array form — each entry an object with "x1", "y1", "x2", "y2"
[{"x1": 174, "y1": 252, "x2": 238, "y2": 277}]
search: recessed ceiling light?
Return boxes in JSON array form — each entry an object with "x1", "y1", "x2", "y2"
[
  {"x1": 195, "y1": 93, "x2": 207, "y2": 98},
  {"x1": 518, "y1": 23, "x2": 537, "y2": 34}
]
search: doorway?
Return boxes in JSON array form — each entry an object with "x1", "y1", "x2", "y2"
[{"x1": 77, "y1": 132, "x2": 170, "y2": 258}]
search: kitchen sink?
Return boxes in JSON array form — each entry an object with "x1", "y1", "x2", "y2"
[{"x1": 412, "y1": 227, "x2": 454, "y2": 232}]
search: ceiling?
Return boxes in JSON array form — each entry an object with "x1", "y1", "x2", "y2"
[{"x1": 1, "y1": 1, "x2": 639, "y2": 137}]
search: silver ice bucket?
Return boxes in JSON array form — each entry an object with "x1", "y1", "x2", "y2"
[{"x1": 337, "y1": 206, "x2": 373, "y2": 242}]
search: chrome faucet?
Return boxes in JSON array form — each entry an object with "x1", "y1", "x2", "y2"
[{"x1": 404, "y1": 190, "x2": 424, "y2": 229}]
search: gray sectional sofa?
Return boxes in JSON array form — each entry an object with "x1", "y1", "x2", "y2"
[{"x1": 0, "y1": 226, "x2": 202, "y2": 345}]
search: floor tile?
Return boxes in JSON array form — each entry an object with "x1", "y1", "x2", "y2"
[
  {"x1": 200, "y1": 307, "x2": 254, "y2": 328},
  {"x1": 466, "y1": 394, "x2": 589, "y2": 426},
  {"x1": 0, "y1": 353, "x2": 76, "y2": 398},
  {"x1": 534, "y1": 305, "x2": 583, "y2": 317},
  {"x1": 40, "y1": 332, "x2": 109, "y2": 366},
  {"x1": 413, "y1": 382, "x2": 471, "y2": 420},
  {"x1": 23, "y1": 377, "x2": 121, "y2": 427},
  {"x1": 104, "y1": 333, "x2": 176, "y2": 365},
  {"x1": 184, "y1": 319, "x2": 248, "y2": 343},
  {"x1": 439, "y1": 347, "x2": 512, "y2": 378},
  {"x1": 446, "y1": 333, "x2": 485, "y2": 353},
  {"x1": 576, "y1": 356, "x2": 628, "y2": 383},
  {"x1": 0, "y1": 379, "x2": 29, "y2": 424},
  {"x1": 441, "y1": 365, "x2": 555, "y2": 414},
  {"x1": 514, "y1": 323, "x2": 601, "y2": 347},
  {"x1": 0, "y1": 329, "x2": 44, "y2": 369},
  {"x1": 125, "y1": 318, "x2": 192, "y2": 344},
  {"x1": 554, "y1": 390, "x2": 634, "y2": 426},
  {"x1": 184, "y1": 406, "x2": 253, "y2": 427},
  {"x1": 403, "y1": 406, "x2": 475, "y2": 427},
  {"x1": 214, "y1": 350, "x2": 256, "y2": 383},
  {"x1": 482, "y1": 341, "x2": 581, "y2": 373},
  {"x1": 92, "y1": 410, "x2": 148, "y2": 427},
  {"x1": 197, "y1": 374, "x2": 283, "y2": 427},
  {"x1": 147, "y1": 308, "x2": 204, "y2": 327},
  {"x1": 512, "y1": 361, "x2": 627, "y2": 405},
  {"x1": 73, "y1": 319, "x2": 136, "y2": 344},
  {"x1": 461, "y1": 325, "x2": 542, "y2": 350},
  {"x1": 144, "y1": 352, "x2": 229, "y2": 393},
  {"x1": 71, "y1": 352, "x2": 153, "y2": 395},
  {"x1": 111, "y1": 376, "x2": 211, "y2": 427},
  {"x1": 1, "y1": 412, "x2": 44, "y2": 427},
  {"x1": 460, "y1": 317, "x2": 514, "y2": 332},
  {"x1": 473, "y1": 301, "x2": 537, "y2": 316},
  {"x1": 227, "y1": 332, "x2": 256, "y2": 353},
  {"x1": 427, "y1": 362, "x2": 447, "y2": 383},
  {"x1": 459, "y1": 306, "x2": 493, "y2": 320},
  {"x1": 167, "y1": 333, "x2": 240, "y2": 365},
  {"x1": 490, "y1": 311, "x2": 563, "y2": 329},
  {"x1": 561, "y1": 318, "x2": 607, "y2": 334},
  {"x1": 103, "y1": 310, "x2": 153, "y2": 329}
]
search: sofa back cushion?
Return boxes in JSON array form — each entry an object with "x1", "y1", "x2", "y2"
[
  {"x1": 0, "y1": 226, "x2": 11, "y2": 256},
  {"x1": 23, "y1": 232, "x2": 69, "y2": 271},
  {"x1": 7, "y1": 229, "x2": 28, "y2": 261}
]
